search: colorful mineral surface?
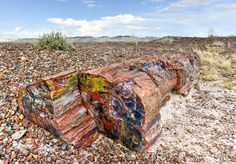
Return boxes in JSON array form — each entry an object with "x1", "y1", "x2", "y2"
[{"x1": 18, "y1": 53, "x2": 200, "y2": 152}]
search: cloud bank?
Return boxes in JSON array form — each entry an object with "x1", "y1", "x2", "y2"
[
  {"x1": 47, "y1": 14, "x2": 150, "y2": 36},
  {"x1": 1, "y1": 0, "x2": 236, "y2": 38}
]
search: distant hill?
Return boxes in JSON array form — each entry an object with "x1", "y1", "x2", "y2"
[
  {"x1": 0, "y1": 38, "x2": 17, "y2": 43},
  {"x1": 4, "y1": 35, "x2": 235, "y2": 44},
  {"x1": 9, "y1": 36, "x2": 159, "y2": 43}
]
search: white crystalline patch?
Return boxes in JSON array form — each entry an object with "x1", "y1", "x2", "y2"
[
  {"x1": 53, "y1": 90, "x2": 80, "y2": 111},
  {"x1": 78, "y1": 107, "x2": 87, "y2": 115},
  {"x1": 118, "y1": 81, "x2": 133, "y2": 91},
  {"x1": 40, "y1": 112, "x2": 46, "y2": 118}
]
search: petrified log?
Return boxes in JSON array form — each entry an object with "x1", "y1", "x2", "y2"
[{"x1": 18, "y1": 53, "x2": 200, "y2": 152}]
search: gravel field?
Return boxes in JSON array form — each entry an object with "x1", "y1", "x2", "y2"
[{"x1": 0, "y1": 37, "x2": 235, "y2": 163}]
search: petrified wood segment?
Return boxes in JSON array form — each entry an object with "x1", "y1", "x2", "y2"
[
  {"x1": 18, "y1": 53, "x2": 200, "y2": 152},
  {"x1": 18, "y1": 71, "x2": 99, "y2": 147}
]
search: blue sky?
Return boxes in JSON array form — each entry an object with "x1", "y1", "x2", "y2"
[{"x1": 1, "y1": 0, "x2": 236, "y2": 38}]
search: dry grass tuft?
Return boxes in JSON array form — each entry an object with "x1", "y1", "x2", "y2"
[
  {"x1": 194, "y1": 41, "x2": 235, "y2": 89},
  {"x1": 223, "y1": 78, "x2": 234, "y2": 90},
  {"x1": 220, "y1": 60, "x2": 232, "y2": 71},
  {"x1": 200, "y1": 66, "x2": 219, "y2": 81}
]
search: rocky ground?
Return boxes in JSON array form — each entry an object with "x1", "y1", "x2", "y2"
[{"x1": 0, "y1": 37, "x2": 235, "y2": 163}]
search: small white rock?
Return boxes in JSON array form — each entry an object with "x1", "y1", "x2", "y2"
[
  {"x1": 12, "y1": 141, "x2": 18, "y2": 147},
  {"x1": 0, "y1": 127, "x2": 5, "y2": 133},
  {"x1": 3, "y1": 138, "x2": 8, "y2": 142},
  {"x1": 12, "y1": 129, "x2": 27, "y2": 140}
]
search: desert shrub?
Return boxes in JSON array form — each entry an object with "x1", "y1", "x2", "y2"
[
  {"x1": 127, "y1": 40, "x2": 138, "y2": 46},
  {"x1": 159, "y1": 36, "x2": 174, "y2": 44},
  {"x1": 35, "y1": 32, "x2": 73, "y2": 51},
  {"x1": 126, "y1": 37, "x2": 139, "y2": 46},
  {"x1": 208, "y1": 34, "x2": 216, "y2": 40},
  {"x1": 208, "y1": 28, "x2": 216, "y2": 39}
]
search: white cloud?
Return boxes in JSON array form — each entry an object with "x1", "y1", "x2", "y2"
[
  {"x1": 81, "y1": 0, "x2": 101, "y2": 8},
  {"x1": 0, "y1": 27, "x2": 64, "y2": 38},
  {"x1": 0, "y1": 26, "x2": 23, "y2": 35},
  {"x1": 47, "y1": 6, "x2": 236, "y2": 37},
  {"x1": 154, "y1": 0, "x2": 236, "y2": 13},
  {"x1": 214, "y1": 3, "x2": 236, "y2": 10},
  {"x1": 157, "y1": 0, "x2": 215, "y2": 12},
  {"x1": 140, "y1": 0, "x2": 236, "y2": 36},
  {"x1": 14, "y1": 27, "x2": 22, "y2": 32},
  {"x1": 47, "y1": 14, "x2": 150, "y2": 36}
]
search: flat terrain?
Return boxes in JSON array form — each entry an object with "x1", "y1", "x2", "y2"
[{"x1": 0, "y1": 37, "x2": 235, "y2": 163}]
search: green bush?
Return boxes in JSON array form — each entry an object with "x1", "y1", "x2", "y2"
[
  {"x1": 127, "y1": 40, "x2": 138, "y2": 46},
  {"x1": 35, "y1": 32, "x2": 73, "y2": 51}
]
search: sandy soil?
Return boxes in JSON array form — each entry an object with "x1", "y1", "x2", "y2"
[{"x1": 151, "y1": 81, "x2": 236, "y2": 163}]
